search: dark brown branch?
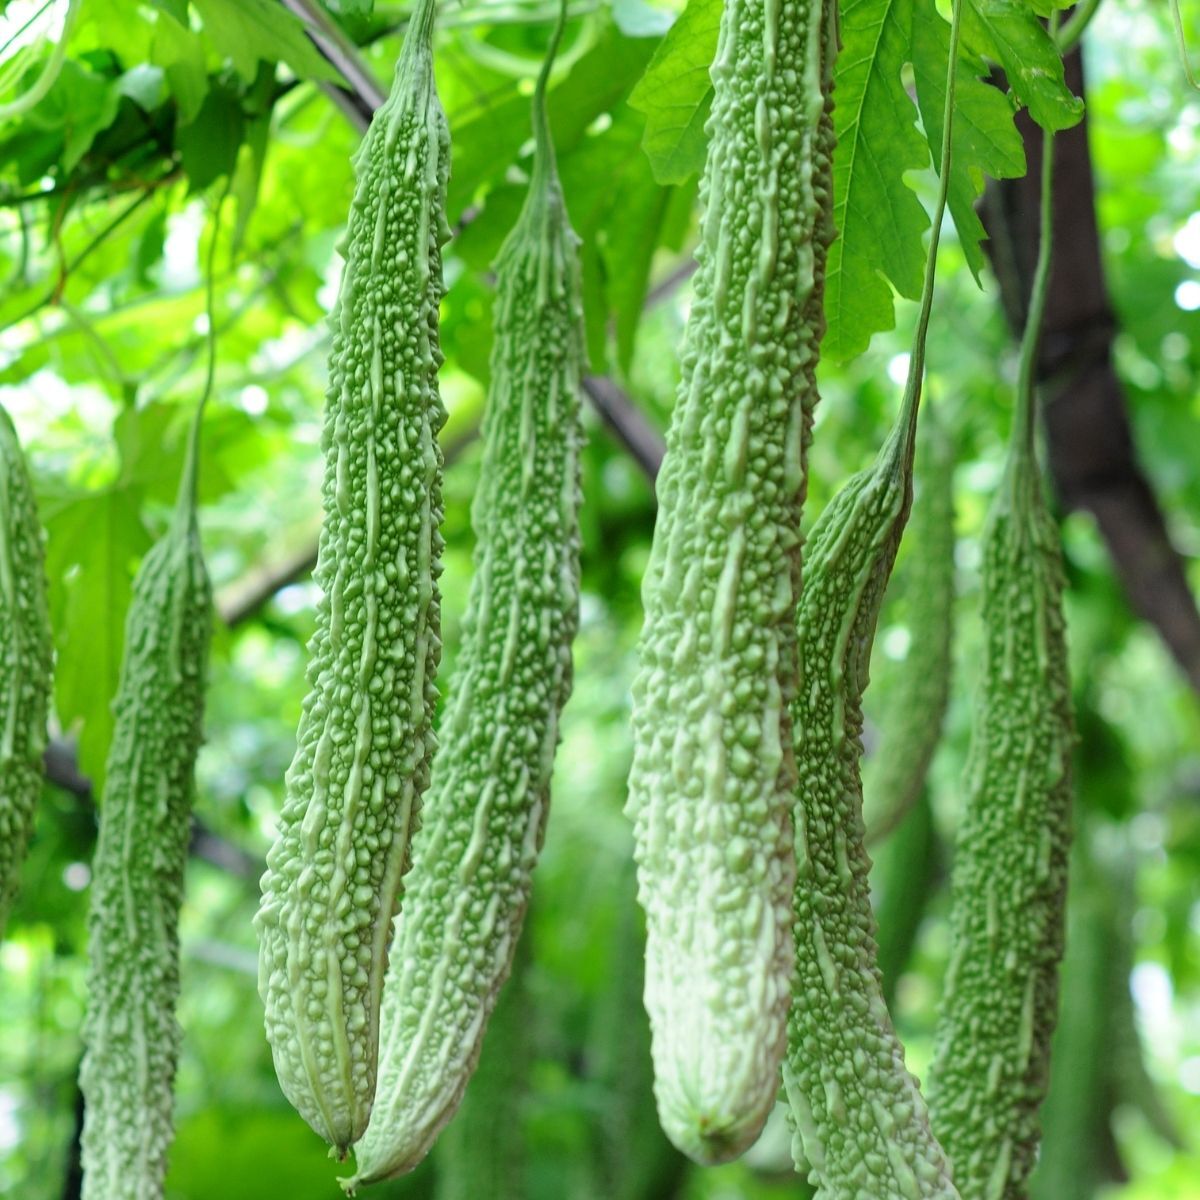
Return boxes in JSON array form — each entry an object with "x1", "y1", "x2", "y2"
[
  {"x1": 217, "y1": 541, "x2": 320, "y2": 628},
  {"x1": 645, "y1": 259, "x2": 697, "y2": 310},
  {"x1": 43, "y1": 741, "x2": 263, "y2": 881},
  {"x1": 582, "y1": 375, "x2": 665, "y2": 481},
  {"x1": 983, "y1": 49, "x2": 1200, "y2": 694},
  {"x1": 278, "y1": 0, "x2": 386, "y2": 123}
]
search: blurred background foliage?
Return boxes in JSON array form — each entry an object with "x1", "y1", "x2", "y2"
[{"x1": 0, "y1": 0, "x2": 1198, "y2": 1197}]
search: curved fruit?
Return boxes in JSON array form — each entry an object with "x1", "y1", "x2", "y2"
[
  {"x1": 784, "y1": 429, "x2": 959, "y2": 1200},
  {"x1": 625, "y1": 0, "x2": 836, "y2": 1163},
  {"x1": 254, "y1": 0, "x2": 451, "y2": 1152},
  {"x1": 0, "y1": 404, "x2": 53, "y2": 940},
  {"x1": 343, "y1": 15, "x2": 583, "y2": 1187},
  {"x1": 928, "y1": 107, "x2": 1075, "y2": 1200},
  {"x1": 79, "y1": 415, "x2": 213, "y2": 1200},
  {"x1": 927, "y1": 440, "x2": 1073, "y2": 1200},
  {"x1": 783, "y1": 4, "x2": 965, "y2": 1196},
  {"x1": 864, "y1": 409, "x2": 956, "y2": 846}
]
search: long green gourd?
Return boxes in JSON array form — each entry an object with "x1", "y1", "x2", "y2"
[
  {"x1": 624, "y1": 0, "x2": 835, "y2": 1163},
  {"x1": 863, "y1": 409, "x2": 956, "y2": 846},
  {"x1": 431, "y1": 933, "x2": 532, "y2": 1200},
  {"x1": 589, "y1": 855, "x2": 689, "y2": 1200},
  {"x1": 255, "y1": 0, "x2": 450, "y2": 1153},
  {"x1": 782, "y1": 4, "x2": 965, "y2": 1197},
  {"x1": 872, "y1": 789, "x2": 938, "y2": 1012},
  {"x1": 1032, "y1": 837, "x2": 1180, "y2": 1200},
  {"x1": 926, "y1": 114, "x2": 1074, "y2": 1200},
  {"x1": 342, "y1": 12, "x2": 583, "y2": 1187},
  {"x1": 1027, "y1": 843, "x2": 1108, "y2": 1200},
  {"x1": 78, "y1": 396, "x2": 213, "y2": 1199},
  {"x1": 0, "y1": 404, "x2": 53, "y2": 940}
]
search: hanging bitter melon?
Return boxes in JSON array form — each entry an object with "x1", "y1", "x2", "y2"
[
  {"x1": 625, "y1": 0, "x2": 836, "y2": 1162},
  {"x1": 343, "y1": 11, "x2": 583, "y2": 1187},
  {"x1": 926, "y1": 431, "x2": 1073, "y2": 1200},
  {"x1": 784, "y1": 419, "x2": 959, "y2": 1200},
  {"x1": 863, "y1": 408, "x2": 956, "y2": 846},
  {"x1": 782, "y1": 3, "x2": 966, "y2": 1196},
  {"x1": 927, "y1": 119, "x2": 1075, "y2": 1200},
  {"x1": 255, "y1": 0, "x2": 451, "y2": 1153},
  {"x1": 0, "y1": 403, "x2": 53, "y2": 941},
  {"x1": 431, "y1": 931, "x2": 532, "y2": 1200},
  {"x1": 78, "y1": 408, "x2": 213, "y2": 1200}
]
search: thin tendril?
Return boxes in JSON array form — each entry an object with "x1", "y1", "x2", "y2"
[
  {"x1": 529, "y1": 0, "x2": 569, "y2": 189},
  {"x1": 1012, "y1": 15, "x2": 1061, "y2": 462},
  {"x1": 0, "y1": 0, "x2": 55, "y2": 62},
  {"x1": 1012, "y1": 129, "x2": 1055, "y2": 462},
  {"x1": 891, "y1": 0, "x2": 964, "y2": 459},
  {"x1": 0, "y1": 0, "x2": 83, "y2": 123},
  {"x1": 1056, "y1": 0, "x2": 1103, "y2": 55},
  {"x1": 178, "y1": 184, "x2": 229, "y2": 519},
  {"x1": 1171, "y1": 0, "x2": 1200, "y2": 91}
]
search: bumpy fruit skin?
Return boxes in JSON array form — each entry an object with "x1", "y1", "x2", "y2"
[
  {"x1": 624, "y1": 0, "x2": 836, "y2": 1164},
  {"x1": 785, "y1": 425, "x2": 959, "y2": 1200},
  {"x1": 78, "y1": 482, "x2": 212, "y2": 1200},
  {"x1": 254, "y1": 0, "x2": 450, "y2": 1153},
  {"x1": 1027, "y1": 843, "x2": 1108, "y2": 1200},
  {"x1": 0, "y1": 404, "x2": 52, "y2": 940},
  {"x1": 928, "y1": 447, "x2": 1073, "y2": 1200},
  {"x1": 430, "y1": 936, "x2": 532, "y2": 1200},
  {"x1": 343, "y1": 58, "x2": 583, "y2": 1191},
  {"x1": 864, "y1": 410, "x2": 956, "y2": 845},
  {"x1": 589, "y1": 856, "x2": 689, "y2": 1200},
  {"x1": 872, "y1": 788, "x2": 938, "y2": 1012}
]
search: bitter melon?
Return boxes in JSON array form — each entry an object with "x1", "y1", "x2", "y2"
[
  {"x1": 872, "y1": 788, "x2": 938, "y2": 1012},
  {"x1": 432, "y1": 932, "x2": 532, "y2": 1200},
  {"x1": 864, "y1": 409, "x2": 956, "y2": 846},
  {"x1": 782, "y1": 4, "x2": 966, "y2": 1196},
  {"x1": 0, "y1": 403, "x2": 53, "y2": 941},
  {"x1": 927, "y1": 125, "x2": 1074, "y2": 1200},
  {"x1": 343, "y1": 13, "x2": 583, "y2": 1186},
  {"x1": 625, "y1": 0, "x2": 835, "y2": 1162},
  {"x1": 784, "y1": 423, "x2": 959, "y2": 1200},
  {"x1": 589, "y1": 855, "x2": 689, "y2": 1200},
  {"x1": 78, "y1": 407, "x2": 213, "y2": 1200},
  {"x1": 1027, "y1": 839, "x2": 1109, "y2": 1200},
  {"x1": 255, "y1": 0, "x2": 450, "y2": 1152}
]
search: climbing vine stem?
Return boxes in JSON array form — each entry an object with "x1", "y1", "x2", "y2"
[{"x1": 896, "y1": 0, "x2": 964, "y2": 447}]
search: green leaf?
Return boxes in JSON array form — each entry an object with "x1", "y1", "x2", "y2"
[
  {"x1": 151, "y1": 9, "x2": 209, "y2": 124},
  {"x1": 447, "y1": 28, "x2": 655, "y2": 219},
  {"x1": 963, "y1": 0, "x2": 1083, "y2": 132},
  {"x1": 192, "y1": 0, "x2": 341, "y2": 84},
  {"x1": 27, "y1": 59, "x2": 122, "y2": 172},
  {"x1": 116, "y1": 63, "x2": 167, "y2": 111},
  {"x1": 148, "y1": 0, "x2": 190, "y2": 23},
  {"x1": 556, "y1": 108, "x2": 669, "y2": 372},
  {"x1": 911, "y1": 1, "x2": 1025, "y2": 280},
  {"x1": 602, "y1": 156, "x2": 673, "y2": 373},
  {"x1": 0, "y1": 122, "x2": 64, "y2": 186},
  {"x1": 627, "y1": 0, "x2": 720, "y2": 185},
  {"x1": 231, "y1": 111, "x2": 271, "y2": 250},
  {"x1": 134, "y1": 208, "x2": 167, "y2": 284},
  {"x1": 825, "y1": 0, "x2": 931, "y2": 362},
  {"x1": 44, "y1": 485, "x2": 151, "y2": 794},
  {"x1": 178, "y1": 85, "x2": 245, "y2": 190}
]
